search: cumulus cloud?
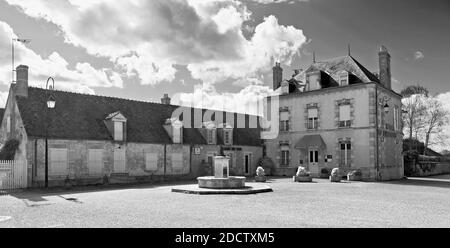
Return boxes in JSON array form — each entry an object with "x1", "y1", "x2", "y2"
[
  {"x1": 172, "y1": 83, "x2": 276, "y2": 115},
  {"x1": 5, "y1": 0, "x2": 307, "y2": 85},
  {"x1": 0, "y1": 21, "x2": 123, "y2": 101},
  {"x1": 414, "y1": 51, "x2": 424, "y2": 61}
]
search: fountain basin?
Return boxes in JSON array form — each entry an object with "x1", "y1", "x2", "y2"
[{"x1": 198, "y1": 176, "x2": 246, "y2": 189}]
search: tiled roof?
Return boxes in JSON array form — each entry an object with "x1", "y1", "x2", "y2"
[{"x1": 15, "y1": 87, "x2": 262, "y2": 146}]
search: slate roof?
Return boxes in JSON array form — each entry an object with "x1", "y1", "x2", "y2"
[
  {"x1": 15, "y1": 86, "x2": 262, "y2": 146},
  {"x1": 292, "y1": 55, "x2": 380, "y2": 85}
]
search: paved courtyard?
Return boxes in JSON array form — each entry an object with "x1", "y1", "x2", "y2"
[{"x1": 1, "y1": 175, "x2": 450, "y2": 228}]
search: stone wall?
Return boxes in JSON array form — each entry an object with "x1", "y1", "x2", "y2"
[
  {"x1": 405, "y1": 161, "x2": 450, "y2": 177},
  {"x1": 26, "y1": 138, "x2": 262, "y2": 187}
]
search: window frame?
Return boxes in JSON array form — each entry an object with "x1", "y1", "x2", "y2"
[
  {"x1": 339, "y1": 71, "x2": 349, "y2": 86},
  {"x1": 339, "y1": 142, "x2": 352, "y2": 167},
  {"x1": 307, "y1": 107, "x2": 319, "y2": 130},
  {"x1": 339, "y1": 103, "x2": 352, "y2": 128},
  {"x1": 114, "y1": 121, "x2": 124, "y2": 141}
]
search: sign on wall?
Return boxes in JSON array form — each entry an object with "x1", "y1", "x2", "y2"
[{"x1": 194, "y1": 146, "x2": 202, "y2": 155}]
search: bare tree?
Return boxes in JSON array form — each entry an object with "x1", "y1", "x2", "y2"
[
  {"x1": 402, "y1": 94, "x2": 427, "y2": 151},
  {"x1": 422, "y1": 97, "x2": 449, "y2": 155}
]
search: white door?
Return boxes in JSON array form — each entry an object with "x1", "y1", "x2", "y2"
[
  {"x1": 309, "y1": 148, "x2": 319, "y2": 167},
  {"x1": 114, "y1": 149, "x2": 126, "y2": 173}
]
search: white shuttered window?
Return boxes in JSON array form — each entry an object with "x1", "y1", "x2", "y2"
[
  {"x1": 50, "y1": 148, "x2": 68, "y2": 176},
  {"x1": 145, "y1": 153, "x2": 158, "y2": 171},
  {"x1": 88, "y1": 149, "x2": 103, "y2": 175}
]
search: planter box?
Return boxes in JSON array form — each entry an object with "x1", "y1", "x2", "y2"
[
  {"x1": 293, "y1": 176, "x2": 313, "y2": 183},
  {"x1": 255, "y1": 175, "x2": 267, "y2": 183},
  {"x1": 320, "y1": 173, "x2": 330, "y2": 179},
  {"x1": 347, "y1": 174, "x2": 362, "y2": 181},
  {"x1": 330, "y1": 175, "x2": 341, "y2": 183}
]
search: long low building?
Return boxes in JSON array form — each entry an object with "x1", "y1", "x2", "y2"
[{"x1": 0, "y1": 65, "x2": 263, "y2": 188}]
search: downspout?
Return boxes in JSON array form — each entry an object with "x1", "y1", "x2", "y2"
[
  {"x1": 375, "y1": 85, "x2": 380, "y2": 181},
  {"x1": 163, "y1": 144, "x2": 167, "y2": 181}
]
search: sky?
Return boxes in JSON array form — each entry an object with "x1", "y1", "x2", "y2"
[{"x1": 0, "y1": 0, "x2": 450, "y2": 149}]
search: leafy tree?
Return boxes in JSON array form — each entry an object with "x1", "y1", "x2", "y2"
[
  {"x1": 421, "y1": 97, "x2": 449, "y2": 155},
  {"x1": 402, "y1": 94, "x2": 427, "y2": 151},
  {"x1": 401, "y1": 84, "x2": 429, "y2": 98}
]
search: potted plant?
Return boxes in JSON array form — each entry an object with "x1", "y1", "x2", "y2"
[
  {"x1": 255, "y1": 166, "x2": 267, "y2": 182},
  {"x1": 293, "y1": 166, "x2": 312, "y2": 183},
  {"x1": 330, "y1": 168, "x2": 341, "y2": 183},
  {"x1": 320, "y1": 168, "x2": 330, "y2": 179},
  {"x1": 347, "y1": 170, "x2": 363, "y2": 181}
]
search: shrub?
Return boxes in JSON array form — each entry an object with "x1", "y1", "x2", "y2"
[
  {"x1": 0, "y1": 139, "x2": 20, "y2": 160},
  {"x1": 321, "y1": 168, "x2": 329, "y2": 175}
]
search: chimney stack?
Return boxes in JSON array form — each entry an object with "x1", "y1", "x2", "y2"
[
  {"x1": 161, "y1": 94, "x2": 171, "y2": 105},
  {"x1": 15, "y1": 65, "x2": 29, "y2": 97},
  {"x1": 273, "y1": 62, "x2": 283, "y2": 90},
  {"x1": 378, "y1": 46, "x2": 391, "y2": 89}
]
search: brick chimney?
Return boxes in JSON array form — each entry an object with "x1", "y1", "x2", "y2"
[
  {"x1": 378, "y1": 46, "x2": 391, "y2": 89},
  {"x1": 273, "y1": 62, "x2": 283, "y2": 90},
  {"x1": 161, "y1": 94, "x2": 171, "y2": 105},
  {"x1": 15, "y1": 65, "x2": 29, "y2": 97}
]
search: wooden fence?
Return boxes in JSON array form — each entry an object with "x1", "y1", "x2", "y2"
[{"x1": 0, "y1": 160, "x2": 27, "y2": 190}]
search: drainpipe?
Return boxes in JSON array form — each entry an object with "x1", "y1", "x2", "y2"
[
  {"x1": 375, "y1": 85, "x2": 380, "y2": 181},
  {"x1": 163, "y1": 144, "x2": 166, "y2": 181}
]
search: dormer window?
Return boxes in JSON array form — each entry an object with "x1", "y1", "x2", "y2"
[
  {"x1": 224, "y1": 129, "x2": 232, "y2": 145},
  {"x1": 172, "y1": 119, "x2": 183, "y2": 144},
  {"x1": 203, "y1": 122, "x2": 216, "y2": 145},
  {"x1": 281, "y1": 80, "x2": 289, "y2": 95},
  {"x1": 220, "y1": 123, "x2": 233, "y2": 146},
  {"x1": 339, "y1": 71, "x2": 349, "y2": 86},
  {"x1": 114, "y1": 122, "x2": 124, "y2": 141},
  {"x1": 106, "y1": 111, "x2": 127, "y2": 142}
]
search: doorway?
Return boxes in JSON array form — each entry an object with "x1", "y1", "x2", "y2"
[{"x1": 244, "y1": 153, "x2": 252, "y2": 175}]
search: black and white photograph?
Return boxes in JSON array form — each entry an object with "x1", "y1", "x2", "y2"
[{"x1": 0, "y1": 0, "x2": 449, "y2": 236}]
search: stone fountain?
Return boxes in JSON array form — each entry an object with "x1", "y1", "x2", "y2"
[{"x1": 197, "y1": 156, "x2": 246, "y2": 189}]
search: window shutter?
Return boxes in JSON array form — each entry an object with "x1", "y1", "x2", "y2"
[
  {"x1": 339, "y1": 105, "x2": 351, "y2": 121},
  {"x1": 280, "y1": 111, "x2": 289, "y2": 121},
  {"x1": 145, "y1": 153, "x2": 158, "y2": 171},
  {"x1": 308, "y1": 108, "x2": 318, "y2": 118},
  {"x1": 114, "y1": 122, "x2": 123, "y2": 141}
]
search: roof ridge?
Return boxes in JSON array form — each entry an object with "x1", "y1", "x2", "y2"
[
  {"x1": 26, "y1": 86, "x2": 262, "y2": 117},
  {"x1": 27, "y1": 86, "x2": 173, "y2": 107}
]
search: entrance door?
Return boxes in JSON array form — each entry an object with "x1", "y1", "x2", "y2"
[
  {"x1": 114, "y1": 148, "x2": 126, "y2": 173},
  {"x1": 309, "y1": 148, "x2": 319, "y2": 167},
  {"x1": 244, "y1": 153, "x2": 252, "y2": 175}
]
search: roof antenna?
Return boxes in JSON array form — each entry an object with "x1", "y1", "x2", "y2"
[
  {"x1": 348, "y1": 43, "x2": 351, "y2": 56},
  {"x1": 312, "y1": 51, "x2": 316, "y2": 63}
]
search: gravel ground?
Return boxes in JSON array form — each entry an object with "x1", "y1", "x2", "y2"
[{"x1": 1, "y1": 175, "x2": 449, "y2": 228}]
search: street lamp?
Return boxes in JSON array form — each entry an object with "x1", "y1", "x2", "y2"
[
  {"x1": 375, "y1": 94, "x2": 391, "y2": 181},
  {"x1": 44, "y1": 77, "x2": 56, "y2": 188}
]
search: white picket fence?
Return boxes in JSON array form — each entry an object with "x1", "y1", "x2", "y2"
[{"x1": 0, "y1": 160, "x2": 27, "y2": 190}]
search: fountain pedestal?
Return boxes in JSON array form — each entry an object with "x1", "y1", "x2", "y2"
[{"x1": 197, "y1": 156, "x2": 246, "y2": 189}]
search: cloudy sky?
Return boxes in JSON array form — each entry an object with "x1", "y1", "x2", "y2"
[{"x1": 0, "y1": 0, "x2": 449, "y2": 114}]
